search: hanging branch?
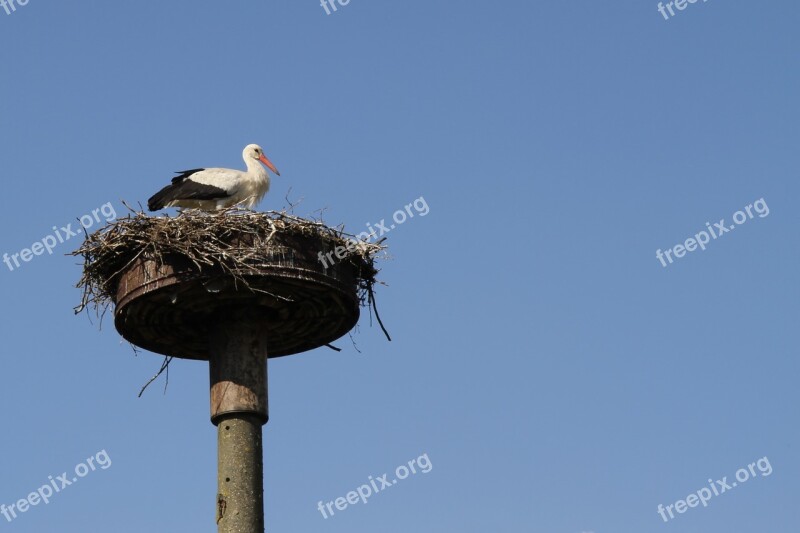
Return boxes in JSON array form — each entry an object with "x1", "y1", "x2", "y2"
[
  {"x1": 138, "y1": 356, "x2": 174, "y2": 397},
  {"x1": 368, "y1": 284, "x2": 391, "y2": 342}
]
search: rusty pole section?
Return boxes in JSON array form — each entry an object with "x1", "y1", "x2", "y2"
[{"x1": 210, "y1": 318, "x2": 269, "y2": 533}]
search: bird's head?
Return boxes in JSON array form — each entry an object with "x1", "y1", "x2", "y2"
[{"x1": 244, "y1": 144, "x2": 280, "y2": 176}]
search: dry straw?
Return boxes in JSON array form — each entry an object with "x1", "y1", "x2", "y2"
[{"x1": 72, "y1": 207, "x2": 389, "y2": 338}]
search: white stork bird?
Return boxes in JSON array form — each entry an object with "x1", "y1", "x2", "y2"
[{"x1": 147, "y1": 144, "x2": 281, "y2": 212}]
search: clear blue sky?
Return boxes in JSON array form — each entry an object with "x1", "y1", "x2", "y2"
[{"x1": 1, "y1": 1, "x2": 798, "y2": 532}]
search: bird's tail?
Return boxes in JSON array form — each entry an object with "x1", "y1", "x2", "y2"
[{"x1": 147, "y1": 185, "x2": 175, "y2": 211}]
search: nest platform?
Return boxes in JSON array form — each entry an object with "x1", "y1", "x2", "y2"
[{"x1": 73, "y1": 210, "x2": 385, "y2": 360}]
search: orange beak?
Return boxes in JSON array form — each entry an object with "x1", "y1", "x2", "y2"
[{"x1": 259, "y1": 154, "x2": 280, "y2": 176}]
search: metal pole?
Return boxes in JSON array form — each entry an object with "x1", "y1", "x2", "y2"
[{"x1": 209, "y1": 319, "x2": 269, "y2": 533}]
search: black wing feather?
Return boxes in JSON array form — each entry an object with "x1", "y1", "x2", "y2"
[
  {"x1": 147, "y1": 169, "x2": 232, "y2": 211},
  {"x1": 171, "y1": 168, "x2": 206, "y2": 184}
]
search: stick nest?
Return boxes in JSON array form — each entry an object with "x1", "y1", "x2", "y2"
[{"x1": 71, "y1": 208, "x2": 387, "y2": 317}]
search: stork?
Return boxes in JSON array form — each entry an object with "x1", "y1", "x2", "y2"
[{"x1": 147, "y1": 144, "x2": 281, "y2": 212}]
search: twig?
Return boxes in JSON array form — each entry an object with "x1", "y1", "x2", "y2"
[
  {"x1": 138, "y1": 356, "x2": 173, "y2": 397},
  {"x1": 348, "y1": 331, "x2": 362, "y2": 354},
  {"x1": 368, "y1": 284, "x2": 391, "y2": 341}
]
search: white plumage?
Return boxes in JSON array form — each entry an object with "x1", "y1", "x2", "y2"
[{"x1": 148, "y1": 144, "x2": 281, "y2": 212}]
